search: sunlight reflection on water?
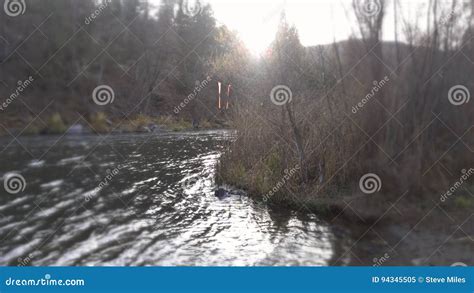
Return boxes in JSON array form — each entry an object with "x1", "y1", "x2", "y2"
[{"x1": 0, "y1": 131, "x2": 341, "y2": 266}]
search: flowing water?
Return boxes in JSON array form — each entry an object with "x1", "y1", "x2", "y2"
[{"x1": 0, "y1": 130, "x2": 355, "y2": 266}]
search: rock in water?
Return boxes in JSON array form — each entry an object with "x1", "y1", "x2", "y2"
[
  {"x1": 215, "y1": 188, "x2": 229, "y2": 199},
  {"x1": 67, "y1": 124, "x2": 86, "y2": 135}
]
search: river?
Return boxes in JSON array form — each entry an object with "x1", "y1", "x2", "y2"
[{"x1": 0, "y1": 130, "x2": 358, "y2": 266}]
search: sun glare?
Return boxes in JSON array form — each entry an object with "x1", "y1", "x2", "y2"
[{"x1": 209, "y1": 0, "x2": 354, "y2": 55}]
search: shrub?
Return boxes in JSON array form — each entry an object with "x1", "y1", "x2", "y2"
[
  {"x1": 43, "y1": 113, "x2": 67, "y2": 134},
  {"x1": 89, "y1": 112, "x2": 109, "y2": 133}
]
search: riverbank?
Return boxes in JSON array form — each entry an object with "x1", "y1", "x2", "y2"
[
  {"x1": 0, "y1": 113, "x2": 229, "y2": 137},
  {"x1": 216, "y1": 181, "x2": 474, "y2": 266},
  {"x1": 217, "y1": 153, "x2": 474, "y2": 220},
  {"x1": 217, "y1": 160, "x2": 474, "y2": 266}
]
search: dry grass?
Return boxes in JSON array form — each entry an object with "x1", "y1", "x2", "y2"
[{"x1": 218, "y1": 8, "x2": 474, "y2": 216}]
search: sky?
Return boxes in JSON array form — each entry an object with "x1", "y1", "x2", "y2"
[
  {"x1": 207, "y1": 0, "x2": 437, "y2": 55},
  {"x1": 153, "y1": 0, "x2": 454, "y2": 55},
  {"x1": 208, "y1": 0, "x2": 354, "y2": 54}
]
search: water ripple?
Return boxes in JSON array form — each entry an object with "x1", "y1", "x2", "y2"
[{"x1": 0, "y1": 131, "x2": 343, "y2": 266}]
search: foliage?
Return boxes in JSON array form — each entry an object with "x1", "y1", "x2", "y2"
[
  {"x1": 218, "y1": 2, "x2": 474, "y2": 210},
  {"x1": 44, "y1": 113, "x2": 67, "y2": 134},
  {"x1": 89, "y1": 112, "x2": 109, "y2": 134},
  {"x1": 0, "y1": 0, "x2": 243, "y2": 130}
]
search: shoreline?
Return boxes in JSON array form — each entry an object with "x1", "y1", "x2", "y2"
[
  {"x1": 227, "y1": 185, "x2": 474, "y2": 266},
  {"x1": 0, "y1": 114, "x2": 230, "y2": 138}
]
